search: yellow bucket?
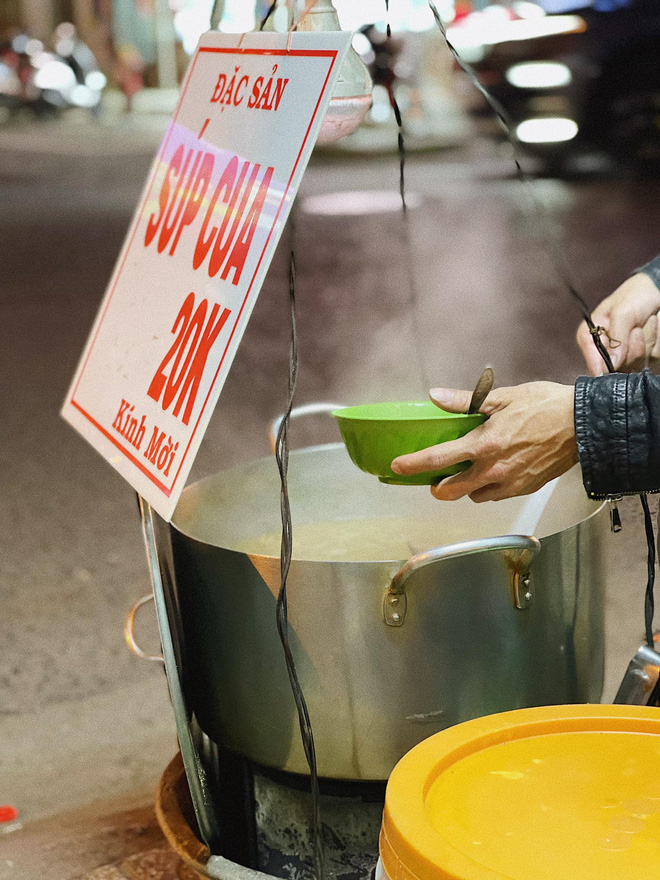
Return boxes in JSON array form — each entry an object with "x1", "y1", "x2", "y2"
[{"x1": 379, "y1": 705, "x2": 660, "y2": 880}]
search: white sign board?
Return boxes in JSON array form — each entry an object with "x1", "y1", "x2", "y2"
[{"x1": 62, "y1": 30, "x2": 351, "y2": 520}]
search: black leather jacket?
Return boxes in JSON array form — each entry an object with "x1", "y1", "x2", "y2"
[
  {"x1": 574, "y1": 257, "x2": 660, "y2": 499},
  {"x1": 575, "y1": 370, "x2": 660, "y2": 498}
]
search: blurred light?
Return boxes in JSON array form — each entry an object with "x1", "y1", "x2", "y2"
[
  {"x1": 25, "y1": 39, "x2": 43, "y2": 57},
  {"x1": 516, "y1": 117, "x2": 578, "y2": 143},
  {"x1": 301, "y1": 190, "x2": 420, "y2": 216},
  {"x1": 85, "y1": 70, "x2": 107, "y2": 91},
  {"x1": 31, "y1": 51, "x2": 53, "y2": 69},
  {"x1": 370, "y1": 101, "x2": 392, "y2": 123},
  {"x1": 402, "y1": 5, "x2": 435, "y2": 32},
  {"x1": 12, "y1": 35, "x2": 29, "y2": 54},
  {"x1": 56, "y1": 38, "x2": 76, "y2": 56},
  {"x1": 484, "y1": 5, "x2": 516, "y2": 20},
  {"x1": 34, "y1": 60, "x2": 76, "y2": 91},
  {"x1": 70, "y1": 84, "x2": 100, "y2": 107},
  {"x1": 459, "y1": 44, "x2": 485, "y2": 63},
  {"x1": 54, "y1": 22, "x2": 76, "y2": 40},
  {"x1": 173, "y1": 7, "x2": 210, "y2": 54},
  {"x1": 219, "y1": 0, "x2": 255, "y2": 33},
  {"x1": 538, "y1": 0, "x2": 590, "y2": 10},
  {"x1": 352, "y1": 32, "x2": 373, "y2": 56},
  {"x1": 447, "y1": 14, "x2": 586, "y2": 49},
  {"x1": 334, "y1": 0, "x2": 390, "y2": 31},
  {"x1": 506, "y1": 61, "x2": 572, "y2": 89},
  {"x1": 369, "y1": 84, "x2": 392, "y2": 123},
  {"x1": 334, "y1": 0, "x2": 449, "y2": 33},
  {"x1": 0, "y1": 62, "x2": 20, "y2": 96},
  {"x1": 512, "y1": 1, "x2": 547, "y2": 18},
  {"x1": 593, "y1": 0, "x2": 634, "y2": 8},
  {"x1": 272, "y1": 5, "x2": 290, "y2": 30}
]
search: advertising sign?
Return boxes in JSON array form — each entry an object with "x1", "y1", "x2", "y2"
[{"x1": 62, "y1": 30, "x2": 351, "y2": 519}]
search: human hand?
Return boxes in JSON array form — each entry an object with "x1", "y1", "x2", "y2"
[
  {"x1": 576, "y1": 272, "x2": 660, "y2": 375},
  {"x1": 390, "y1": 382, "x2": 578, "y2": 502}
]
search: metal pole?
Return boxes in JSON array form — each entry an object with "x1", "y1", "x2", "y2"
[
  {"x1": 210, "y1": 0, "x2": 225, "y2": 30},
  {"x1": 154, "y1": 0, "x2": 178, "y2": 89}
]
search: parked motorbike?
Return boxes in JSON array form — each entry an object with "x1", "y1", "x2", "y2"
[
  {"x1": 454, "y1": 0, "x2": 660, "y2": 175},
  {"x1": 0, "y1": 22, "x2": 106, "y2": 119}
]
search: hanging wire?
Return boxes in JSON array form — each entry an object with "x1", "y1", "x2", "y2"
[
  {"x1": 259, "y1": 0, "x2": 279, "y2": 30},
  {"x1": 274, "y1": 217, "x2": 325, "y2": 880},
  {"x1": 642, "y1": 494, "x2": 657, "y2": 649},
  {"x1": 387, "y1": 82, "x2": 407, "y2": 215},
  {"x1": 426, "y1": 0, "x2": 657, "y2": 652},
  {"x1": 260, "y1": 0, "x2": 316, "y2": 33},
  {"x1": 426, "y1": 1, "x2": 616, "y2": 371},
  {"x1": 251, "y1": 8, "x2": 324, "y2": 875}
]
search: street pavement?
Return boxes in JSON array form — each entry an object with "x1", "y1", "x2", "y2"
[{"x1": 2, "y1": 102, "x2": 660, "y2": 874}]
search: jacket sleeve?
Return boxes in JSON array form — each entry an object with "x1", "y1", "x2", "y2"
[
  {"x1": 637, "y1": 254, "x2": 660, "y2": 288},
  {"x1": 574, "y1": 370, "x2": 660, "y2": 498}
]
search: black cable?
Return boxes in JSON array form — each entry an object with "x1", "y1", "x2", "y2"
[
  {"x1": 259, "y1": 0, "x2": 278, "y2": 31},
  {"x1": 427, "y1": 0, "x2": 656, "y2": 653},
  {"x1": 274, "y1": 225, "x2": 325, "y2": 880},
  {"x1": 386, "y1": 83, "x2": 407, "y2": 215},
  {"x1": 427, "y1": 1, "x2": 615, "y2": 370},
  {"x1": 642, "y1": 494, "x2": 656, "y2": 649}
]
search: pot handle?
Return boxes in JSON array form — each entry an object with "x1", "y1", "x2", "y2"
[
  {"x1": 269, "y1": 402, "x2": 345, "y2": 454},
  {"x1": 124, "y1": 593, "x2": 165, "y2": 664},
  {"x1": 384, "y1": 534, "x2": 541, "y2": 627},
  {"x1": 614, "y1": 639, "x2": 660, "y2": 705}
]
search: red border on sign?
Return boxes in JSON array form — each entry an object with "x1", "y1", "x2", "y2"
[{"x1": 69, "y1": 42, "x2": 339, "y2": 497}]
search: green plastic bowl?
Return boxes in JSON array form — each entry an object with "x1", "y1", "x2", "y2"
[{"x1": 333, "y1": 401, "x2": 485, "y2": 485}]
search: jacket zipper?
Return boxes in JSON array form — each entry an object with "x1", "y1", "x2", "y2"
[
  {"x1": 590, "y1": 488, "x2": 660, "y2": 501},
  {"x1": 608, "y1": 497, "x2": 622, "y2": 533},
  {"x1": 591, "y1": 492, "x2": 660, "y2": 534}
]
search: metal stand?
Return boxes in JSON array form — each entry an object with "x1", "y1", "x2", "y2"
[{"x1": 138, "y1": 495, "x2": 223, "y2": 851}]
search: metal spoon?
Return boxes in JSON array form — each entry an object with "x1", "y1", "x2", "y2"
[{"x1": 468, "y1": 367, "x2": 494, "y2": 414}]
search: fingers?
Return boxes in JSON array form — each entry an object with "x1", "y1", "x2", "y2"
[
  {"x1": 650, "y1": 315, "x2": 660, "y2": 362},
  {"x1": 467, "y1": 483, "x2": 503, "y2": 503},
  {"x1": 430, "y1": 386, "x2": 505, "y2": 416},
  {"x1": 576, "y1": 318, "x2": 613, "y2": 376},
  {"x1": 430, "y1": 470, "x2": 477, "y2": 501},
  {"x1": 576, "y1": 273, "x2": 660, "y2": 373},
  {"x1": 608, "y1": 306, "x2": 638, "y2": 370},
  {"x1": 429, "y1": 387, "x2": 472, "y2": 413},
  {"x1": 643, "y1": 313, "x2": 657, "y2": 354},
  {"x1": 627, "y1": 326, "x2": 646, "y2": 370},
  {"x1": 430, "y1": 471, "x2": 502, "y2": 503},
  {"x1": 391, "y1": 435, "x2": 475, "y2": 477},
  {"x1": 643, "y1": 314, "x2": 660, "y2": 364}
]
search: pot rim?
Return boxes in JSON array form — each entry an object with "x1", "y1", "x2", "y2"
[{"x1": 170, "y1": 443, "x2": 607, "y2": 564}]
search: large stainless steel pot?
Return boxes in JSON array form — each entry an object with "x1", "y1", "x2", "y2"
[{"x1": 145, "y1": 408, "x2": 608, "y2": 782}]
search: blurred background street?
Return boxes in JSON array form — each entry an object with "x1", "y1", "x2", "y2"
[{"x1": 3, "y1": 0, "x2": 660, "y2": 876}]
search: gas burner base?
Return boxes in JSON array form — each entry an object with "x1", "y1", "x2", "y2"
[{"x1": 156, "y1": 755, "x2": 382, "y2": 880}]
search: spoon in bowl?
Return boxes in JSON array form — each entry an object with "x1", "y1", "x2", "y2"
[{"x1": 468, "y1": 367, "x2": 494, "y2": 414}]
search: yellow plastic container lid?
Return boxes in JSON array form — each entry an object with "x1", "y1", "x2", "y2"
[{"x1": 380, "y1": 704, "x2": 660, "y2": 880}]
